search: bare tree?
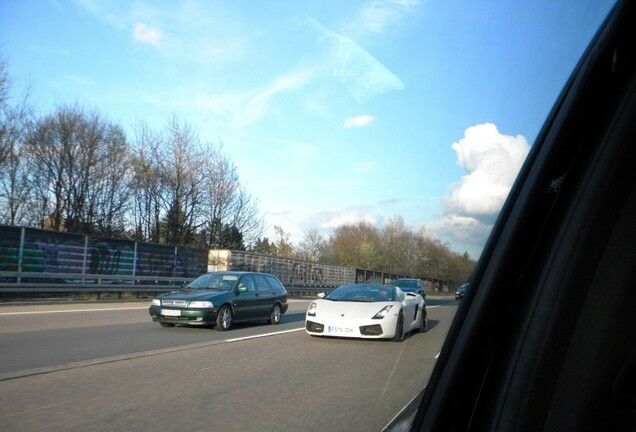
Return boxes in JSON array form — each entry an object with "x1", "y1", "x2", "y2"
[
  {"x1": 90, "y1": 124, "x2": 131, "y2": 237},
  {"x1": 130, "y1": 116, "x2": 263, "y2": 249},
  {"x1": 130, "y1": 117, "x2": 207, "y2": 246},
  {"x1": 296, "y1": 227, "x2": 328, "y2": 262},
  {"x1": 0, "y1": 57, "x2": 34, "y2": 225},
  {"x1": 26, "y1": 111, "x2": 70, "y2": 230},
  {"x1": 200, "y1": 144, "x2": 263, "y2": 249},
  {"x1": 201, "y1": 148, "x2": 240, "y2": 248},
  {"x1": 0, "y1": 56, "x2": 10, "y2": 165},
  {"x1": 24, "y1": 105, "x2": 130, "y2": 234},
  {"x1": 130, "y1": 122, "x2": 164, "y2": 243},
  {"x1": 272, "y1": 225, "x2": 294, "y2": 257},
  {"x1": 225, "y1": 188, "x2": 264, "y2": 247},
  {"x1": 158, "y1": 115, "x2": 207, "y2": 246}
]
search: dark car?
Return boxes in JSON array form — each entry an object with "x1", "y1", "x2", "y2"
[
  {"x1": 393, "y1": 278, "x2": 426, "y2": 298},
  {"x1": 148, "y1": 271, "x2": 288, "y2": 330},
  {"x1": 455, "y1": 283, "x2": 468, "y2": 301}
]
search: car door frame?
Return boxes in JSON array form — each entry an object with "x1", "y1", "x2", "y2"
[
  {"x1": 232, "y1": 274, "x2": 259, "y2": 321},
  {"x1": 408, "y1": 2, "x2": 636, "y2": 431},
  {"x1": 253, "y1": 274, "x2": 277, "y2": 317}
]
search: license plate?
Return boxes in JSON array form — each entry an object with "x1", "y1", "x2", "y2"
[
  {"x1": 161, "y1": 309, "x2": 181, "y2": 317},
  {"x1": 326, "y1": 325, "x2": 354, "y2": 335}
]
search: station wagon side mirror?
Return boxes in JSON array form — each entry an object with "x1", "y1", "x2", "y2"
[{"x1": 237, "y1": 286, "x2": 248, "y2": 294}]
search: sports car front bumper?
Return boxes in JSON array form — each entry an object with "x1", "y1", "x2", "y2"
[{"x1": 305, "y1": 316, "x2": 397, "y2": 339}]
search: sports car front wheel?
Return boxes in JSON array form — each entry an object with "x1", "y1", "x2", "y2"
[
  {"x1": 392, "y1": 312, "x2": 405, "y2": 342},
  {"x1": 419, "y1": 312, "x2": 428, "y2": 333}
]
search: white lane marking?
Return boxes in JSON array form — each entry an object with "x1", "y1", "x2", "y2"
[
  {"x1": 0, "y1": 307, "x2": 148, "y2": 316},
  {"x1": 225, "y1": 327, "x2": 304, "y2": 342}
]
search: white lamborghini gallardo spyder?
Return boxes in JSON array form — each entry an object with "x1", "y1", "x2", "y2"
[{"x1": 305, "y1": 284, "x2": 427, "y2": 341}]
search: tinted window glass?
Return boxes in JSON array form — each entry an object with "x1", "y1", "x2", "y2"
[
  {"x1": 395, "y1": 279, "x2": 418, "y2": 288},
  {"x1": 253, "y1": 275, "x2": 270, "y2": 291},
  {"x1": 238, "y1": 275, "x2": 256, "y2": 292},
  {"x1": 265, "y1": 275, "x2": 284, "y2": 291}
]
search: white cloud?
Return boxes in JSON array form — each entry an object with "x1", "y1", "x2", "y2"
[
  {"x1": 133, "y1": 23, "x2": 161, "y2": 47},
  {"x1": 238, "y1": 70, "x2": 311, "y2": 125},
  {"x1": 426, "y1": 215, "x2": 493, "y2": 246},
  {"x1": 345, "y1": 115, "x2": 375, "y2": 128},
  {"x1": 352, "y1": 0, "x2": 420, "y2": 36},
  {"x1": 425, "y1": 123, "x2": 531, "y2": 258},
  {"x1": 309, "y1": 18, "x2": 405, "y2": 103},
  {"x1": 191, "y1": 69, "x2": 312, "y2": 126},
  {"x1": 445, "y1": 123, "x2": 530, "y2": 216},
  {"x1": 320, "y1": 209, "x2": 381, "y2": 230}
]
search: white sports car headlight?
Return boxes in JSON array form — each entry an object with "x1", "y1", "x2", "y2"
[
  {"x1": 151, "y1": 299, "x2": 161, "y2": 306},
  {"x1": 307, "y1": 301, "x2": 317, "y2": 316},
  {"x1": 372, "y1": 305, "x2": 394, "y2": 319},
  {"x1": 187, "y1": 301, "x2": 214, "y2": 308}
]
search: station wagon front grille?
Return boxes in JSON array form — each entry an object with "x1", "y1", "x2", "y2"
[{"x1": 162, "y1": 300, "x2": 187, "y2": 307}]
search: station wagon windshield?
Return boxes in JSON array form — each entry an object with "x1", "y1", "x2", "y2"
[{"x1": 187, "y1": 274, "x2": 238, "y2": 290}]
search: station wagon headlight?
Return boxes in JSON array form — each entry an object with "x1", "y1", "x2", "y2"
[
  {"x1": 187, "y1": 301, "x2": 214, "y2": 308},
  {"x1": 307, "y1": 301, "x2": 317, "y2": 316},
  {"x1": 152, "y1": 299, "x2": 161, "y2": 306},
  {"x1": 372, "y1": 305, "x2": 393, "y2": 319}
]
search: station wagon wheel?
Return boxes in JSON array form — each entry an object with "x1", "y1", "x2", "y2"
[
  {"x1": 216, "y1": 305, "x2": 233, "y2": 331},
  {"x1": 160, "y1": 322, "x2": 175, "y2": 328},
  {"x1": 270, "y1": 304, "x2": 282, "y2": 325}
]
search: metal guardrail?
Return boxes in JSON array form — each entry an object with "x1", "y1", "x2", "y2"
[
  {"x1": 0, "y1": 271, "x2": 333, "y2": 296},
  {"x1": 0, "y1": 271, "x2": 193, "y2": 293}
]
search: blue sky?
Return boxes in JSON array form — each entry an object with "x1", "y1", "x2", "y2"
[{"x1": 0, "y1": 0, "x2": 615, "y2": 258}]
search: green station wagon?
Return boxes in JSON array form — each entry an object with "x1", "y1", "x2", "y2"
[{"x1": 149, "y1": 271, "x2": 289, "y2": 330}]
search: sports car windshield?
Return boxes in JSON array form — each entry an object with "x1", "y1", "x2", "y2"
[
  {"x1": 187, "y1": 274, "x2": 238, "y2": 290},
  {"x1": 325, "y1": 285, "x2": 396, "y2": 302}
]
